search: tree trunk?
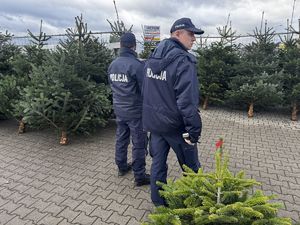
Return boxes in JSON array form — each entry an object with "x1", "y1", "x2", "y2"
[
  {"x1": 248, "y1": 103, "x2": 254, "y2": 118},
  {"x1": 291, "y1": 103, "x2": 298, "y2": 121},
  {"x1": 18, "y1": 119, "x2": 26, "y2": 134},
  {"x1": 59, "y1": 131, "x2": 68, "y2": 145},
  {"x1": 202, "y1": 96, "x2": 209, "y2": 110}
]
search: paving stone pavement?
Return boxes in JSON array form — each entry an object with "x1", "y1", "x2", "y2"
[{"x1": 0, "y1": 107, "x2": 300, "y2": 224}]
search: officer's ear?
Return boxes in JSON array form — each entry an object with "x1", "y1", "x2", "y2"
[
  {"x1": 171, "y1": 30, "x2": 183, "y2": 39},
  {"x1": 131, "y1": 45, "x2": 137, "y2": 51}
]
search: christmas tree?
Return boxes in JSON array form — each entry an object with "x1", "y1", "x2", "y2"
[
  {"x1": 0, "y1": 30, "x2": 22, "y2": 119},
  {"x1": 0, "y1": 31, "x2": 20, "y2": 76},
  {"x1": 139, "y1": 42, "x2": 156, "y2": 59},
  {"x1": 143, "y1": 139, "x2": 291, "y2": 225},
  {"x1": 196, "y1": 18, "x2": 240, "y2": 110},
  {"x1": 107, "y1": 0, "x2": 133, "y2": 56},
  {"x1": 196, "y1": 42, "x2": 239, "y2": 109},
  {"x1": 17, "y1": 15, "x2": 113, "y2": 144},
  {"x1": 13, "y1": 20, "x2": 50, "y2": 132},
  {"x1": 225, "y1": 23, "x2": 283, "y2": 117},
  {"x1": 277, "y1": 35, "x2": 300, "y2": 121}
]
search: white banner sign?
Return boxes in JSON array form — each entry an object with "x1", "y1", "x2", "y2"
[{"x1": 144, "y1": 25, "x2": 160, "y2": 42}]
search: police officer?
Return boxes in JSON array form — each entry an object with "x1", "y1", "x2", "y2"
[
  {"x1": 108, "y1": 32, "x2": 150, "y2": 186},
  {"x1": 142, "y1": 18, "x2": 204, "y2": 205}
]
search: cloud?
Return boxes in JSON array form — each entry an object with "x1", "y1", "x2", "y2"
[{"x1": 0, "y1": 0, "x2": 299, "y2": 45}]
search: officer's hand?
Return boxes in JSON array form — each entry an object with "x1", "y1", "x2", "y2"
[{"x1": 184, "y1": 138, "x2": 195, "y2": 146}]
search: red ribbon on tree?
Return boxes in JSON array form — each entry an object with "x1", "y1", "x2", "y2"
[{"x1": 215, "y1": 138, "x2": 224, "y2": 155}]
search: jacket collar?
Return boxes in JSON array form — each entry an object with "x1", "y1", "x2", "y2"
[
  {"x1": 119, "y1": 47, "x2": 137, "y2": 58},
  {"x1": 169, "y1": 37, "x2": 188, "y2": 51}
]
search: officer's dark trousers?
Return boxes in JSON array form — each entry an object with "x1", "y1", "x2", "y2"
[
  {"x1": 149, "y1": 132, "x2": 201, "y2": 206},
  {"x1": 115, "y1": 117, "x2": 147, "y2": 180}
]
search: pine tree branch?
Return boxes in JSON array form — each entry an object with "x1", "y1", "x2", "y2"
[
  {"x1": 33, "y1": 110, "x2": 59, "y2": 129},
  {"x1": 71, "y1": 105, "x2": 90, "y2": 132}
]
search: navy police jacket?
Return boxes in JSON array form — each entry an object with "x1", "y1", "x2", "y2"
[
  {"x1": 108, "y1": 47, "x2": 144, "y2": 119},
  {"x1": 142, "y1": 38, "x2": 202, "y2": 143}
]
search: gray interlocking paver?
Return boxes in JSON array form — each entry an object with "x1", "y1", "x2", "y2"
[
  {"x1": 35, "y1": 190, "x2": 54, "y2": 201},
  {"x1": 141, "y1": 210, "x2": 151, "y2": 224},
  {"x1": 93, "y1": 172, "x2": 111, "y2": 181},
  {"x1": 32, "y1": 174, "x2": 49, "y2": 182},
  {"x1": 106, "y1": 212, "x2": 130, "y2": 225},
  {"x1": 12, "y1": 204, "x2": 34, "y2": 219},
  {"x1": 77, "y1": 192, "x2": 97, "y2": 204},
  {"x1": 37, "y1": 214, "x2": 64, "y2": 225},
  {"x1": 5, "y1": 216, "x2": 29, "y2": 225},
  {"x1": 1, "y1": 201, "x2": 21, "y2": 213},
  {"x1": 57, "y1": 207, "x2": 80, "y2": 222},
  {"x1": 120, "y1": 186, "x2": 140, "y2": 198},
  {"x1": 126, "y1": 217, "x2": 141, "y2": 225},
  {"x1": 43, "y1": 203, "x2": 65, "y2": 216},
  {"x1": 93, "y1": 179, "x2": 111, "y2": 189},
  {"x1": 1, "y1": 108, "x2": 300, "y2": 224},
  {"x1": 17, "y1": 195, "x2": 38, "y2": 207},
  {"x1": 92, "y1": 218, "x2": 113, "y2": 225},
  {"x1": 138, "y1": 200, "x2": 154, "y2": 211},
  {"x1": 119, "y1": 178, "x2": 134, "y2": 187},
  {"x1": 78, "y1": 183, "x2": 97, "y2": 195},
  {"x1": 75, "y1": 201, "x2": 97, "y2": 215},
  {"x1": 63, "y1": 188, "x2": 83, "y2": 199},
  {"x1": 80, "y1": 177, "x2": 98, "y2": 186},
  {"x1": 123, "y1": 205, "x2": 146, "y2": 221},
  {"x1": 121, "y1": 195, "x2": 143, "y2": 208},
  {"x1": 72, "y1": 212, "x2": 97, "y2": 225},
  {"x1": 13, "y1": 183, "x2": 31, "y2": 194},
  {"x1": 0, "y1": 187, "x2": 14, "y2": 198},
  {"x1": 22, "y1": 171, "x2": 37, "y2": 178},
  {"x1": 0, "y1": 209, "x2": 16, "y2": 224},
  {"x1": 47, "y1": 194, "x2": 67, "y2": 205},
  {"x1": 51, "y1": 186, "x2": 69, "y2": 195},
  {"x1": 135, "y1": 190, "x2": 150, "y2": 200},
  {"x1": 91, "y1": 188, "x2": 112, "y2": 199},
  {"x1": 19, "y1": 177, "x2": 34, "y2": 185},
  {"x1": 57, "y1": 219, "x2": 73, "y2": 225},
  {"x1": 24, "y1": 187, "x2": 43, "y2": 198},
  {"x1": 91, "y1": 196, "x2": 113, "y2": 209},
  {"x1": 65, "y1": 180, "x2": 84, "y2": 190},
  {"x1": 107, "y1": 200, "x2": 129, "y2": 214},
  {"x1": 60, "y1": 197, "x2": 82, "y2": 210},
  {"x1": 24, "y1": 209, "x2": 47, "y2": 223},
  {"x1": 106, "y1": 191, "x2": 126, "y2": 204},
  {"x1": 39, "y1": 182, "x2": 57, "y2": 193},
  {"x1": 90, "y1": 206, "x2": 114, "y2": 221},
  {"x1": 54, "y1": 178, "x2": 72, "y2": 188},
  {"x1": 30, "y1": 199, "x2": 51, "y2": 211}
]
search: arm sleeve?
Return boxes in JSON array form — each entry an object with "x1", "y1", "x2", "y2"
[
  {"x1": 135, "y1": 61, "x2": 145, "y2": 92},
  {"x1": 174, "y1": 57, "x2": 202, "y2": 143}
]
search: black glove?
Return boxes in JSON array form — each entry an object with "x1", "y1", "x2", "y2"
[
  {"x1": 182, "y1": 132, "x2": 199, "y2": 144},
  {"x1": 188, "y1": 132, "x2": 199, "y2": 144}
]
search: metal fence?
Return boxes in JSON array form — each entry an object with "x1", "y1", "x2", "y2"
[
  {"x1": 9, "y1": 30, "x2": 300, "y2": 51},
  {"x1": 195, "y1": 31, "x2": 300, "y2": 48},
  {"x1": 10, "y1": 31, "x2": 113, "y2": 50}
]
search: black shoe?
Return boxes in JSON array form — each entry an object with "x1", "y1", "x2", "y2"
[
  {"x1": 135, "y1": 174, "x2": 150, "y2": 186},
  {"x1": 118, "y1": 163, "x2": 132, "y2": 176}
]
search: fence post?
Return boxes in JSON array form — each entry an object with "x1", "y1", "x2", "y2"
[{"x1": 298, "y1": 18, "x2": 300, "y2": 39}]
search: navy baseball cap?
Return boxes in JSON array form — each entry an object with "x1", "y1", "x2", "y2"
[
  {"x1": 170, "y1": 18, "x2": 204, "y2": 35},
  {"x1": 120, "y1": 32, "x2": 136, "y2": 48}
]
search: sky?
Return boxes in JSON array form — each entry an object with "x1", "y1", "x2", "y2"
[{"x1": 0, "y1": 0, "x2": 299, "y2": 45}]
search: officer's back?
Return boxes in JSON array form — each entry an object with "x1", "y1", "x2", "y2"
[{"x1": 108, "y1": 34, "x2": 144, "y2": 119}]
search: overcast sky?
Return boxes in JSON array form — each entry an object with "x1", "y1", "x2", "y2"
[{"x1": 0, "y1": 0, "x2": 299, "y2": 44}]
